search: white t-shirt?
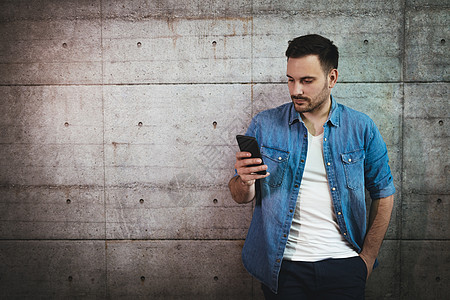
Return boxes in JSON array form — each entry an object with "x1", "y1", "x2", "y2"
[{"x1": 283, "y1": 131, "x2": 359, "y2": 261}]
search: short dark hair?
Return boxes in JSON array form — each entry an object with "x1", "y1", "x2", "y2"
[{"x1": 285, "y1": 34, "x2": 339, "y2": 73}]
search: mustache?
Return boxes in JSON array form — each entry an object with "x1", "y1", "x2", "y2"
[{"x1": 291, "y1": 95, "x2": 309, "y2": 100}]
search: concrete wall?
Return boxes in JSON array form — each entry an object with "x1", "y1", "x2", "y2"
[{"x1": 0, "y1": 0, "x2": 448, "y2": 299}]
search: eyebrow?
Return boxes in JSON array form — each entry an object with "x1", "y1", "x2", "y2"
[{"x1": 286, "y1": 74, "x2": 316, "y2": 80}]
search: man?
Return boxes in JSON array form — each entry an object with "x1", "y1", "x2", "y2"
[{"x1": 229, "y1": 34, "x2": 395, "y2": 299}]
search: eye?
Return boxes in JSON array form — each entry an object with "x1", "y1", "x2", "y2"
[{"x1": 303, "y1": 79, "x2": 313, "y2": 84}]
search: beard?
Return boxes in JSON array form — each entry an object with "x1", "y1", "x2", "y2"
[{"x1": 291, "y1": 82, "x2": 330, "y2": 114}]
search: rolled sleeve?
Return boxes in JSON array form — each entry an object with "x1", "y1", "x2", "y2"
[{"x1": 364, "y1": 121, "x2": 396, "y2": 199}]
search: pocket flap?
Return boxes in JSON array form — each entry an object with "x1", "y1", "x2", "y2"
[
  {"x1": 341, "y1": 149, "x2": 365, "y2": 164},
  {"x1": 261, "y1": 146, "x2": 289, "y2": 163}
]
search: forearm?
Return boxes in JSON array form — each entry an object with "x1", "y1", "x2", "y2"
[
  {"x1": 360, "y1": 194, "x2": 394, "y2": 273},
  {"x1": 228, "y1": 176, "x2": 256, "y2": 204}
]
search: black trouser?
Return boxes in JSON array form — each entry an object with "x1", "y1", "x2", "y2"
[{"x1": 262, "y1": 257, "x2": 367, "y2": 300}]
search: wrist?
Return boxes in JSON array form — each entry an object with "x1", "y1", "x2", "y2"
[
  {"x1": 359, "y1": 251, "x2": 375, "y2": 266},
  {"x1": 238, "y1": 176, "x2": 254, "y2": 186}
]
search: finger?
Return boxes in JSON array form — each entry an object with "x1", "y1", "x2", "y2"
[
  {"x1": 236, "y1": 158, "x2": 263, "y2": 168},
  {"x1": 237, "y1": 164, "x2": 267, "y2": 175},
  {"x1": 236, "y1": 151, "x2": 252, "y2": 159},
  {"x1": 235, "y1": 157, "x2": 263, "y2": 170},
  {"x1": 240, "y1": 172, "x2": 270, "y2": 183},
  {"x1": 251, "y1": 172, "x2": 270, "y2": 179}
]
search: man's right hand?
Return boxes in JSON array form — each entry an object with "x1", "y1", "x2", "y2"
[
  {"x1": 235, "y1": 151, "x2": 269, "y2": 184},
  {"x1": 229, "y1": 151, "x2": 270, "y2": 204}
]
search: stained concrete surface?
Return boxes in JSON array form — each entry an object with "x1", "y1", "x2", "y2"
[{"x1": 0, "y1": 0, "x2": 448, "y2": 299}]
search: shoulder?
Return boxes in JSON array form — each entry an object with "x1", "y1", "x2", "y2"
[
  {"x1": 246, "y1": 103, "x2": 293, "y2": 137},
  {"x1": 337, "y1": 102, "x2": 376, "y2": 127},
  {"x1": 253, "y1": 102, "x2": 293, "y2": 122},
  {"x1": 334, "y1": 102, "x2": 382, "y2": 145}
]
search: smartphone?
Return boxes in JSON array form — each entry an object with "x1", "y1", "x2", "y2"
[{"x1": 236, "y1": 135, "x2": 266, "y2": 175}]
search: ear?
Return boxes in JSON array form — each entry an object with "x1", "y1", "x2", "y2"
[{"x1": 328, "y1": 69, "x2": 338, "y2": 88}]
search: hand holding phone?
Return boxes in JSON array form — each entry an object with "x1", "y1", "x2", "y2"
[{"x1": 236, "y1": 135, "x2": 266, "y2": 175}]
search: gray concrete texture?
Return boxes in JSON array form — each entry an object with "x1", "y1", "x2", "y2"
[{"x1": 0, "y1": 0, "x2": 448, "y2": 299}]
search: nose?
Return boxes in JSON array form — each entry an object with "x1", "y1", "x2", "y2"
[{"x1": 293, "y1": 82, "x2": 304, "y2": 95}]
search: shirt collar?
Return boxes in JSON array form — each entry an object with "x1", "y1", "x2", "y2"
[
  {"x1": 288, "y1": 95, "x2": 340, "y2": 127},
  {"x1": 327, "y1": 95, "x2": 340, "y2": 127},
  {"x1": 288, "y1": 104, "x2": 300, "y2": 125}
]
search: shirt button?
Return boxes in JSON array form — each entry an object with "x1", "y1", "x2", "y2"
[
  {"x1": 338, "y1": 212, "x2": 342, "y2": 215},
  {"x1": 324, "y1": 138, "x2": 327, "y2": 141},
  {"x1": 283, "y1": 234, "x2": 287, "y2": 238},
  {"x1": 289, "y1": 209, "x2": 293, "y2": 213},
  {"x1": 294, "y1": 185, "x2": 299, "y2": 188},
  {"x1": 348, "y1": 158, "x2": 352, "y2": 162},
  {"x1": 301, "y1": 159, "x2": 305, "y2": 163},
  {"x1": 332, "y1": 187, "x2": 336, "y2": 191},
  {"x1": 327, "y1": 162, "x2": 331, "y2": 166},
  {"x1": 276, "y1": 259, "x2": 281, "y2": 263},
  {"x1": 343, "y1": 233, "x2": 347, "y2": 236}
]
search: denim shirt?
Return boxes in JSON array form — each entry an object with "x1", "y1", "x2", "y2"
[{"x1": 240, "y1": 97, "x2": 395, "y2": 293}]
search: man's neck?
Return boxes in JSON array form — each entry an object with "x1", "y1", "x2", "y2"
[{"x1": 301, "y1": 98, "x2": 332, "y2": 136}]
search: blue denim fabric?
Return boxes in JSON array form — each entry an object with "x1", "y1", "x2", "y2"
[{"x1": 240, "y1": 97, "x2": 395, "y2": 293}]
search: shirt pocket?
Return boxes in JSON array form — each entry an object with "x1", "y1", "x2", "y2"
[
  {"x1": 341, "y1": 149, "x2": 365, "y2": 190},
  {"x1": 261, "y1": 146, "x2": 290, "y2": 188}
]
